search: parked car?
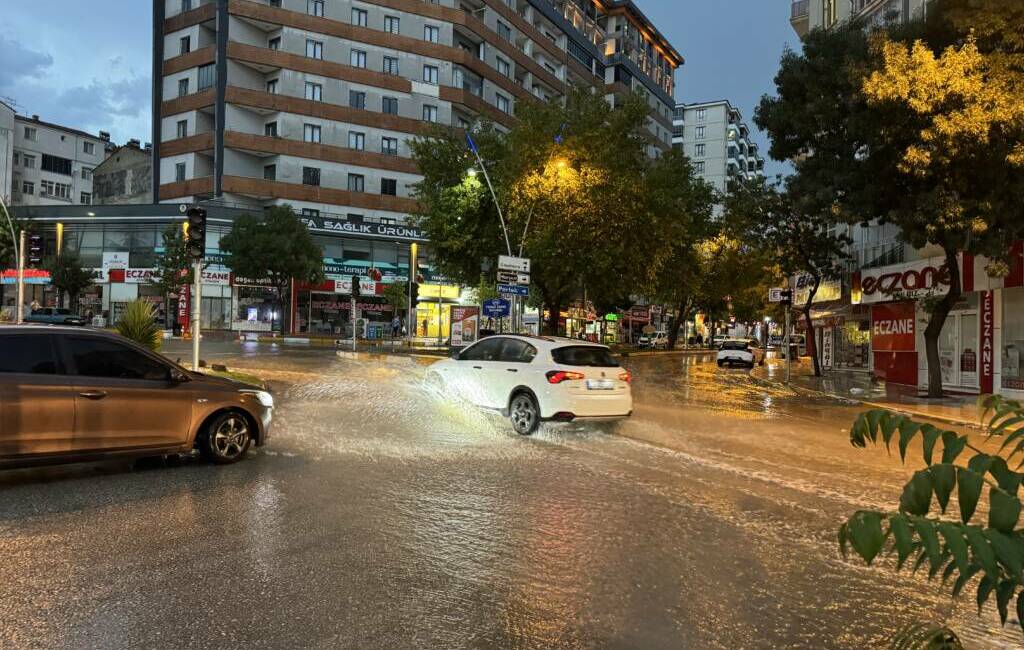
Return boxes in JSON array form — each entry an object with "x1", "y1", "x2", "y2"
[
  {"x1": 25, "y1": 308, "x2": 87, "y2": 326},
  {"x1": 717, "y1": 338, "x2": 766, "y2": 368},
  {"x1": 769, "y1": 333, "x2": 807, "y2": 358},
  {"x1": 0, "y1": 326, "x2": 273, "y2": 468},
  {"x1": 425, "y1": 335, "x2": 633, "y2": 435},
  {"x1": 638, "y1": 331, "x2": 668, "y2": 349}
]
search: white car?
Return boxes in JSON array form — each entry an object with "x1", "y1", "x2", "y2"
[
  {"x1": 425, "y1": 335, "x2": 633, "y2": 435},
  {"x1": 717, "y1": 338, "x2": 766, "y2": 368},
  {"x1": 638, "y1": 331, "x2": 669, "y2": 349}
]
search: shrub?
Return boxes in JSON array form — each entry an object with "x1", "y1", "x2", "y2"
[{"x1": 117, "y1": 300, "x2": 162, "y2": 351}]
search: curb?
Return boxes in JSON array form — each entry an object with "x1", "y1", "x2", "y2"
[{"x1": 615, "y1": 349, "x2": 715, "y2": 358}]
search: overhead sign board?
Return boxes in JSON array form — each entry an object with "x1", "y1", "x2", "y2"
[
  {"x1": 498, "y1": 283, "x2": 529, "y2": 297},
  {"x1": 496, "y1": 270, "x2": 530, "y2": 285},
  {"x1": 769, "y1": 288, "x2": 786, "y2": 303},
  {"x1": 498, "y1": 255, "x2": 530, "y2": 273}
]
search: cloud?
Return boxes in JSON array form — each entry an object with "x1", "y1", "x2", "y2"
[{"x1": 0, "y1": 34, "x2": 53, "y2": 88}]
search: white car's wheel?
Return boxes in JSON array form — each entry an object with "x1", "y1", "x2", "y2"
[{"x1": 509, "y1": 392, "x2": 540, "y2": 436}]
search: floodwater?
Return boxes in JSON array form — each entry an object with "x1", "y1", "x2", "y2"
[{"x1": 0, "y1": 344, "x2": 1018, "y2": 648}]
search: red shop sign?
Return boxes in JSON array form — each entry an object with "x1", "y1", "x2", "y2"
[
  {"x1": 871, "y1": 302, "x2": 916, "y2": 352},
  {"x1": 981, "y1": 290, "x2": 994, "y2": 393}
]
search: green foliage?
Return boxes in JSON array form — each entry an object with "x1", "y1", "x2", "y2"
[
  {"x1": 890, "y1": 622, "x2": 963, "y2": 649},
  {"x1": 116, "y1": 300, "x2": 162, "y2": 351},
  {"x1": 219, "y1": 204, "x2": 324, "y2": 296},
  {"x1": 840, "y1": 396, "x2": 1024, "y2": 633},
  {"x1": 150, "y1": 224, "x2": 192, "y2": 298},
  {"x1": 410, "y1": 86, "x2": 714, "y2": 334},
  {"x1": 44, "y1": 250, "x2": 95, "y2": 310},
  {"x1": 0, "y1": 212, "x2": 32, "y2": 269},
  {"x1": 380, "y1": 281, "x2": 408, "y2": 313}
]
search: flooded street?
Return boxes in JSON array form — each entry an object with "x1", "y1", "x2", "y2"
[{"x1": 0, "y1": 346, "x2": 1017, "y2": 648}]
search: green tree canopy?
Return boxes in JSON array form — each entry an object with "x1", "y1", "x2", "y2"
[{"x1": 44, "y1": 250, "x2": 94, "y2": 311}]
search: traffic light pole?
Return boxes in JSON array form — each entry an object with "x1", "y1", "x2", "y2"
[
  {"x1": 16, "y1": 229, "x2": 25, "y2": 325},
  {"x1": 192, "y1": 259, "x2": 202, "y2": 371}
]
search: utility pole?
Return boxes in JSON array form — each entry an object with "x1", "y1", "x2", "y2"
[
  {"x1": 782, "y1": 288, "x2": 793, "y2": 385},
  {"x1": 350, "y1": 274, "x2": 360, "y2": 352},
  {"x1": 17, "y1": 229, "x2": 25, "y2": 324},
  {"x1": 192, "y1": 259, "x2": 202, "y2": 370},
  {"x1": 186, "y1": 207, "x2": 207, "y2": 371}
]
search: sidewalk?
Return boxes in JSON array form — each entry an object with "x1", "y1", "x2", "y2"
[{"x1": 752, "y1": 358, "x2": 985, "y2": 429}]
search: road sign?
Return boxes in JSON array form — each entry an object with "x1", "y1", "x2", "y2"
[
  {"x1": 482, "y1": 298, "x2": 511, "y2": 318},
  {"x1": 498, "y1": 255, "x2": 530, "y2": 273},
  {"x1": 496, "y1": 269, "x2": 530, "y2": 285},
  {"x1": 769, "y1": 288, "x2": 792, "y2": 303},
  {"x1": 498, "y1": 283, "x2": 529, "y2": 297}
]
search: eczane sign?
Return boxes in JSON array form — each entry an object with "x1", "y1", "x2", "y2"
[{"x1": 856, "y1": 258, "x2": 954, "y2": 304}]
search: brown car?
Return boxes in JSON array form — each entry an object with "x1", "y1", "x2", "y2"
[{"x1": 0, "y1": 325, "x2": 272, "y2": 467}]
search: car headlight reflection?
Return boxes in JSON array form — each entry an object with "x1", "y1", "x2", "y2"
[{"x1": 242, "y1": 389, "x2": 274, "y2": 408}]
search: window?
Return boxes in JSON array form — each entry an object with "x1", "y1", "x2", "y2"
[
  {"x1": 348, "y1": 131, "x2": 365, "y2": 150},
  {"x1": 264, "y1": 164, "x2": 276, "y2": 180},
  {"x1": 422, "y1": 65, "x2": 438, "y2": 84},
  {"x1": 350, "y1": 49, "x2": 366, "y2": 68},
  {"x1": 380, "y1": 178, "x2": 397, "y2": 196},
  {"x1": 81, "y1": 167, "x2": 93, "y2": 180},
  {"x1": 696, "y1": 108, "x2": 707, "y2": 122},
  {"x1": 349, "y1": 90, "x2": 366, "y2": 109},
  {"x1": 0, "y1": 334, "x2": 57, "y2": 374},
  {"x1": 266, "y1": 79, "x2": 279, "y2": 94},
  {"x1": 347, "y1": 173, "x2": 364, "y2": 192},
  {"x1": 382, "y1": 96, "x2": 398, "y2": 115},
  {"x1": 12, "y1": 152, "x2": 17, "y2": 165},
  {"x1": 302, "y1": 166, "x2": 321, "y2": 186},
  {"x1": 40, "y1": 181, "x2": 71, "y2": 200},
  {"x1": 422, "y1": 104, "x2": 437, "y2": 123},
  {"x1": 460, "y1": 338, "x2": 503, "y2": 361},
  {"x1": 498, "y1": 339, "x2": 537, "y2": 363},
  {"x1": 351, "y1": 7, "x2": 367, "y2": 26},
  {"x1": 21, "y1": 181, "x2": 34, "y2": 195},
  {"x1": 424, "y1": 25, "x2": 440, "y2": 43},
  {"x1": 67, "y1": 336, "x2": 171, "y2": 381},
  {"x1": 178, "y1": 78, "x2": 189, "y2": 97},
  {"x1": 177, "y1": 120, "x2": 188, "y2": 138},
  {"x1": 268, "y1": 36, "x2": 281, "y2": 50},
  {"x1": 551, "y1": 345, "x2": 618, "y2": 367},
  {"x1": 308, "y1": 0, "x2": 324, "y2": 16},
  {"x1": 83, "y1": 141, "x2": 95, "y2": 155},
  {"x1": 381, "y1": 137, "x2": 398, "y2": 155},
  {"x1": 22, "y1": 154, "x2": 35, "y2": 169},
  {"x1": 42, "y1": 154, "x2": 73, "y2": 176},
  {"x1": 303, "y1": 123, "x2": 322, "y2": 143},
  {"x1": 383, "y1": 56, "x2": 399, "y2": 75},
  {"x1": 301, "y1": 208, "x2": 320, "y2": 218},
  {"x1": 495, "y1": 93, "x2": 510, "y2": 114},
  {"x1": 496, "y1": 57, "x2": 510, "y2": 77},
  {"x1": 384, "y1": 16, "x2": 400, "y2": 33},
  {"x1": 306, "y1": 39, "x2": 323, "y2": 59},
  {"x1": 180, "y1": 36, "x2": 191, "y2": 55},
  {"x1": 181, "y1": 0, "x2": 192, "y2": 11},
  {"x1": 264, "y1": 121, "x2": 277, "y2": 137},
  {"x1": 694, "y1": 143, "x2": 705, "y2": 157},
  {"x1": 695, "y1": 126, "x2": 706, "y2": 139},
  {"x1": 23, "y1": 126, "x2": 36, "y2": 141},
  {"x1": 496, "y1": 21, "x2": 513, "y2": 43},
  {"x1": 175, "y1": 162, "x2": 186, "y2": 182},
  {"x1": 695, "y1": 161, "x2": 706, "y2": 173},
  {"x1": 80, "y1": 192, "x2": 92, "y2": 205},
  {"x1": 305, "y1": 82, "x2": 322, "y2": 101}
]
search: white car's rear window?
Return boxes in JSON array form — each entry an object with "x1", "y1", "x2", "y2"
[{"x1": 551, "y1": 346, "x2": 619, "y2": 367}]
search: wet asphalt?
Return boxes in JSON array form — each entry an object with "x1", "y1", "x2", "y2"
[{"x1": 0, "y1": 343, "x2": 1018, "y2": 649}]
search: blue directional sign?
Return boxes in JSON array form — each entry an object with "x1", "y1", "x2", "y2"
[
  {"x1": 497, "y1": 283, "x2": 529, "y2": 297},
  {"x1": 482, "y1": 298, "x2": 511, "y2": 318}
]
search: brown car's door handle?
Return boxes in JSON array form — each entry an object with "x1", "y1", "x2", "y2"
[
  {"x1": 506, "y1": 368, "x2": 518, "y2": 372},
  {"x1": 79, "y1": 390, "x2": 108, "y2": 400},
  {"x1": 473, "y1": 365, "x2": 483, "y2": 370}
]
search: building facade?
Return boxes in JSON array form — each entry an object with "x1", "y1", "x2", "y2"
[
  {"x1": 94, "y1": 142, "x2": 155, "y2": 205},
  {"x1": 671, "y1": 100, "x2": 765, "y2": 194},
  {"x1": 152, "y1": 0, "x2": 682, "y2": 220},
  {"x1": 8, "y1": 115, "x2": 112, "y2": 207},
  {"x1": 791, "y1": 0, "x2": 929, "y2": 37},
  {"x1": 0, "y1": 101, "x2": 14, "y2": 205}
]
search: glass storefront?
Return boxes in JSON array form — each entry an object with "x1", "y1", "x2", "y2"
[
  {"x1": 835, "y1": 320, "x2": 871, "y2": 369},
  {"x1": 1003, "y1": 287, "x2": 1024, "y2": 391},
  {"x1": 234, "y1": 286, "x2": 281, "y2": 332}
]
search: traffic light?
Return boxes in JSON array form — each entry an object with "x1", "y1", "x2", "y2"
[
  {"x1": 409, "y1": 280, "x2": 419, "y2": 304},
  {"x1": 27, "y1": 233, "x2": 43, "y2": 269},
  {"x1": 186, "y1": 207, "x2": 207, "y2": 261},
  {"x1": 351, "y1": 274, "x2": 361, "y2": 300}
]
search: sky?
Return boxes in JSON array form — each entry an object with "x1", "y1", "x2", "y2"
[{"x1": 0, "y1": 0, "x2": 799, "y2": 176}]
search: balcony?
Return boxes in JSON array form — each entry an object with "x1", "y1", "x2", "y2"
[{"x1": 791, "y1": 0, "x2": 810, "y2": 37}]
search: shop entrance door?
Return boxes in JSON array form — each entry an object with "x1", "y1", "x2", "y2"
[{"x1": 938, "y1": 312, "x2": 979, "y2": 389}]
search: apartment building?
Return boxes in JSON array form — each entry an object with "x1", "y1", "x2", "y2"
[
  {"x1": 8, "y1": 115, "x2": 111, "y2": 207},
  {"x1": 791, "y1": 0, "x2": 929, "y2": 37},
  {"x1": 671, "y1": 100, "x2": 764, "y2": 194},
  {"x1": 152, "y1": 0, "x2": 682, "y2": 218}
]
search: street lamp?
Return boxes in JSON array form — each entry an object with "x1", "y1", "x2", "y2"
[
  {"x1": 0, "y1": 193, "x2": 24, "y2": 324},
  {"x1": 466, "y1": 167, "x2": 477, "y2": 178}
]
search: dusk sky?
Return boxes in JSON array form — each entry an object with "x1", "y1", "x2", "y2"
[{"x1": 0, "y1": 0, "x2": 799, "y2": 176}]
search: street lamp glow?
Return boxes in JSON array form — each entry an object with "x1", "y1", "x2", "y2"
[
  {"x1": 467, "y1": 167, "x2": 477, "y2": 178},
  {"x1": 554, "y1": 157, "x2": 568, "y2": 170}
]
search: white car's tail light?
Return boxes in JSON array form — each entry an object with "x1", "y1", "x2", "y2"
[
  {"x1": 618, "y1": 370, "x2": 632, "y2": 383},
  {"x1": 546, "y1": 370, "x2": 585, "y2": 384}
]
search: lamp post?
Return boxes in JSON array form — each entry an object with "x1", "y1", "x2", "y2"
[{"x1": 0, "y1": 193, "x2": 23, "y2": 324}]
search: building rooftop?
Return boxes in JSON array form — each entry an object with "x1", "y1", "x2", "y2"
[
  {"x1": 605, "y1": 0, "x2": 684, "y2": 66},
  {"x1": 14, "y1": 113, "x2": 105, "y2": 143}
]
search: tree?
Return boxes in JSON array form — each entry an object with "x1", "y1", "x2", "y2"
[
  {"x1": 840, "y1": 396, "x2": 1024, "y2": 641},
  {"x1": 380, "y1": 281, "x2": 409, "y2": 326},
  {"x1": 219, "y1": 205, "x2": 324, "y2": 332},
  {"x1": 150, "y1": 223, "x2": 192, "y2": 325},
  {"x1": 44, "y1": 250, "x2": 94, "y2": 311},
  {"x1": 411, "y1": 86, "x2": 686, "y2": 336},
  {"x1": 687, "y1": 234, "x2": 772, "y2": 347},
  {"x1": 723, "y1": 179, "x2": 851, "y2": 376},
  {"x1": 117, "y1": 300, "x2": 162, "y2": 351}
]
